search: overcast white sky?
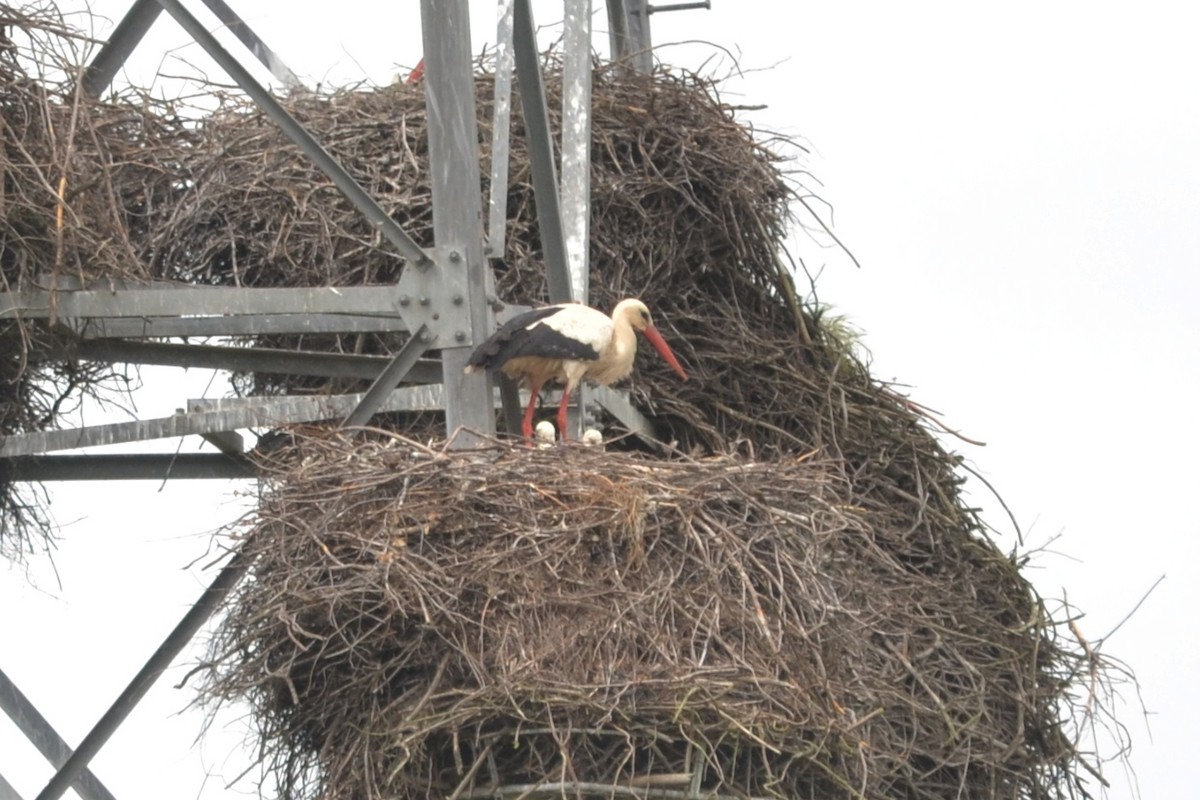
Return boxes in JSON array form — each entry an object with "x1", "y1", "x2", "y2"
[{"x1": 3, "y1": 2, "x2": 1196, "y2": 799}]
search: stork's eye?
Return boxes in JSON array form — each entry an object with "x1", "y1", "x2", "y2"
[{"x1": 640, "y1": 310, "x2": 651, "y2": 322}]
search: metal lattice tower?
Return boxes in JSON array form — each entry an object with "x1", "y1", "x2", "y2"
[{"x1": 0, "y1": 1, "x2": 708, "y2": 797}]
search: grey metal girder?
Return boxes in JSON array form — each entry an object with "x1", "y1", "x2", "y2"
[
  {"x1": 2, "y1": 453, "x2": 255, "y2": 481},
  {"x1": 562, "y1": 0, "x2": 593, "y2": 303},
  {"x1": 513, "y1": 0, "x2": 572, "y2": 304},
  {"x1": 0, "y1": 668, "x2": 117, "y2": 800},
  {"x1": 0, "y1": 387, "x2": 449, "y2": 458},
  {"x1": 72, "y1": 339, "x2": 442, "y2": 384},
  {"x1": 197, "y1": 0, "x2": 302, "y2": 89},
  {"x1": 1, "y1": 284, "x2": 407, "y2": 321},
  {"x1": 606, "y1": 0, "x2": 653, "y2": 74},
  {"x1": 71, "y1": 312, "x2": 407, "y2": 339},
  {"x1": 342, "y1": 324, "x2": 432, "y2": 426},
  {"x1": 418, "y1": 0, "x2": 496, "y2": 443},
  {"x1": 486, "y1": 0, "x2": 517, "y2": 257},
  {"x1": 80, "y1": 0, "x2": 164, "y2": 97},
  {"x1": 0, "y1": 772, "x2": 22, "y2": 800}
]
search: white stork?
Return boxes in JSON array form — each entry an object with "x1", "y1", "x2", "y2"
[{"x1": 465, "y1": 298, "x2": 688, "y2": 441}]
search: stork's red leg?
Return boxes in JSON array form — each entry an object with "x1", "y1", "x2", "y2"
[
  {"x1": 521, "y1": 382, "x2": 542, "y2": 441},
  {"x1": 556, "y1": 388, "x2": 572, "y2": 443}
]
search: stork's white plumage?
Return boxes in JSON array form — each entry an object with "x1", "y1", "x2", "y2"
[{"x1": 465, "y1": 298, "x2": 687, "y2": 441}]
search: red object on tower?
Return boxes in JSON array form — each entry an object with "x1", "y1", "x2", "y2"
[
  {"x1": 406, "y1": 59, "x2": 425, "y2": 84},
  {"x1": 465, "y1": 299, "x2": 688, "y2": 441}
]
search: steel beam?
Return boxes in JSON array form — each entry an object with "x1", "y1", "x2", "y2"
[
  {"x1": 198, "y1": 0, "x2": 302, "y2": 89},
  {"x1": 33, "y1": 551, "x2": 252, "y2": 800},
  {"x1": 513, "y1": 0, "x2": 572, "y2": 303},
  {"x1": 342, "y1": 324, "x2": 432, "y2": 426},
  {"x1": 0, "y1": 772, "x2": 21, "y2": 800},
  {"x1": 0, "y1": 387, "x2": 447, "y2": 458},
  {"x1": 497, "y1": 375, "x2": 525, "y2": 437},
  {"x1": 0, "y1": 668, "x2": 118, "y2": 800},
  {"x1": 72, "y1": 311, "x2": 406, "y2": 339},
  {"x1": 607, "y1": 0, "x2": 653, "y2": 73},
  {"x1": 72, "y1": 339, "x2": 442, "y2": 384},
  {"x1": 184, "y1": 388, "x2": 448, "y2": 416},
  {"x1": 606, "y1": 0, "x2": 631, "y2": 64},
  {"x1": 153, "y1": 0, "x2": 430, "y2": 269},
  {"x1": 80, "y1": 0, "x2": 163, "y2": 97},
  {"x1": 562, "y1": 0, "x2": 593, "y2": 303},
  {"x1": 420, "y1": 0, "x2": 495, "y2": 444},
  {"x1": 486, "y1": 0, "x2": 516, "y2": 257},
  {"x1": 487, "y1": 1, "x2": 527, "y2": 439},
  {"x1": 1, "y1": 284, "x2": 407, "y2": 322},
  {"x1": 1, "y1": 453, "x2": 255, "y2": 481},
  {"x1": 626, "y1": 0, "x2": 654, "y2": 73},
  {"x1": 560, "y1": 0, "x2": 597, "y2": 440},
  {"x1": 71, "y1": 300, "x2": 531, "y2": 345},
  {"x1": 592, "y1": 385, "x2": 659, "y2": 444}
]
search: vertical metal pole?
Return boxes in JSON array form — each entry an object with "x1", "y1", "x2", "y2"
[
  {"x1": 486, "y1": 0, "x2": 516, "y2": 257},
  {"x1": 606, "y1": 0, "x2": 633, "y2": 65},
  {"x1": 421, "y1": 0, "x2": 495, "y2": 445},
  {"x1": 562, "y1": 0, "x2": 593, "y2": 303},
  {"x1": 608, "y1": 0, "x2": 653, "y2": 72},
  {"x1": 562, "y1": 0, "x2": 595, "y2": 439},
  {"x1": 630, "y1": 0, "x2": 654, "y2": 73},
  {"x1": 488, "y1": 0, "x2": 527, "y2": 436},
  {"x1": 513, "y1": 0, "x2": 572, "y2": 304}
]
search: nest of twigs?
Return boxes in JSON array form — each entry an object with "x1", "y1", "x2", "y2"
[
  {"x1": 201, "y1": 428, "x2": 1103, "y2": 800},
  {"x1": 137, "y1": 58, "x2": 805, "y2": 410},
  {"x1": 0, "y1": 2, "x2": 187, "y2": 556},
  {"x1": 186, "y1": 63, "x2": 1116, "y2": 798}
]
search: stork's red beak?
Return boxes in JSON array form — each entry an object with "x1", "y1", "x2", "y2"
[{"x1": 641, "y1": 325, "x2": 688, "y2": 380}]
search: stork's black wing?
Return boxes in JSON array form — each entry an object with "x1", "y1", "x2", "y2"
[{"x1": 466, "y1": 305, "x2": 601, "y2": 370}]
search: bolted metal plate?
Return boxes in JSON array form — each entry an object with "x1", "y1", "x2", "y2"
[{"x1": 396, "y1": 245, "x2": 486, "y2": 346}]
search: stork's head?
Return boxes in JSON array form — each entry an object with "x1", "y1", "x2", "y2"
[
  {"x1": 613, "y1": 299, "x2": 688, "y2": 381},
  {"x1": 614, "y1": 298, "x2": 655, "y2": 333}
]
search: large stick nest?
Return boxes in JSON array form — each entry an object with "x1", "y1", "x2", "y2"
[
  {"x1": 1, "y1": 2, "x2": 187, "y2": 556},
  {"x1": 1, "y1": 28, "x2": 806, "y2": 545},
  {"x1": 128, "y1": 59, "x2": 811, "y2": 430},
  {"x1": 202, "y1": 428, "x2": 1103, "y2": 800}
]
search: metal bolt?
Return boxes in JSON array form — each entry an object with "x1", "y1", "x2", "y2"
[
  {"x1": 455, "y1": 330, "x2": 467, "y2": 342},
  {"x1": 399, "y1": 295, "x2": 411, "y2": 307},
  {"x1": 490, "y1": 298, "x2": 505, "y2": 312},
  {"x1": 419, "y1": 296, "x2": 430, "y2": 306},
  {"x1": 453, "y1": 294, "x2": 464, "y2": 306},
  {"x1": 449, "y1": 250, "x2": 462, "y2": 263},
  {"x1": 418, "y1": 331, "x2": 431, "y2": 343}
]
